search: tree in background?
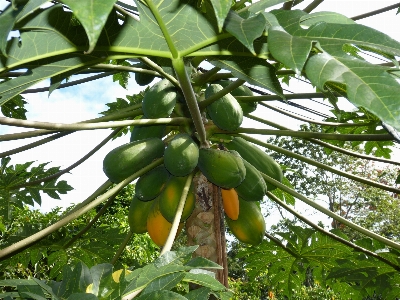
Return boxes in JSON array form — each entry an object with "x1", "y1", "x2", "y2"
[{"x1": 1, "y1": 0, "x2": 400, "y2": 299}]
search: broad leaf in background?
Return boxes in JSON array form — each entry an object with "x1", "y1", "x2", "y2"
[
  {"x1": 0, "y1": 3, "x2": 23, "y2": 56},
  {"x1": 209, "y1": 0, "x2": 231, "y2": 32},
  {"x1": 299, "y1": 11, "x2": 356, "y2": 27},
  {"x1": 61, "y1": 0, "x2": 118, "y2": 54}
]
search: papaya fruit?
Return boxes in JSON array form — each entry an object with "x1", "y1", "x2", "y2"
[
  {"x1": 213, "y1": 80, "x2": 257, "y2": 115},
  {"x1": 205, "y1": 84, "x2": 243, "y2": 131},
  {"x1": 235, "y1": 159, "x2": 267, "y2": 202},
  {"x1": 130, "y1": 117, "x2": 167, "y2": 142},
  {"x1": 159, "y1": 175, "x2": 195, "y2": 223},
  {"x1": 128, "y1": 196, "x2": 153, "y2": 234},
  {"x1": 135, "y1": 165, "x2": 170, "y2": 201},
  {"x1": 147, "y1": 197, "x2": 183, "y2": 247},
  {"x1": 164, "y1": 134, "x2": 199, "y2": 177},
  {"x1": 225, "y1": 197, "x2": 266, "y2": 245},
  {"x1": 135, "y1": 62, "x2": 156, "y2": 86},
  {"x1": 103, "y1": 138, "x2": 164, "y2": 183},
  {"x1": 197, "y1": 148, "x2": 246, "y2": 189},
  {"x1": 221, "y1": 188, "x2": 239, "y2": 220},
  {"x1": 142, "y1": 79, "x2": 180, "y2": 118},
  {"x1": 225, "y1": 137, "x2": 282, "y2": 191}
]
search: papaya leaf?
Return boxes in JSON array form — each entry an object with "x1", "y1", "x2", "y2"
[
  {"x1": 224, "y1": 11, "x2": 267, "y2": 54},
  {"x1": 154, "y1": 245, "x2": 198, "y2": 267},
  {"x1": 141, "y1": 272, "x2": 186, "y2": 295},
  {"x1": 210, "y1": 57, "x2": 283, "y2": 97},
  {"x1": 305, "y1": 52, "x2": 400, "y2": 131},
  {"x1": 185, "y1": 287, "x2": 213, "y2": 300},
  {"x1": 245, "y1": 0, "x2": 291, "y2": 15},
  {"x1": 268, "y1": 26, "x2": 312, "y2": 74},
  {"x1": 183, "y1": 272, "x2": 226, "y2": 291},
  {"x1": 89, "y1": 263, "x2": 114, "y2": 297},
  {"x1": 299, "y1": 11, "x2": 356, "y2": 28},
  {"x1": 0, "y1": 3, "x2": 23, "y2": 56},
  {"x1": 48, "y1": 250, "x2": 68, "y2": 279},
  {"x1": 209, "y1": 0, "x2": 231, "y2": 32},
  {"x1": 67, "y1": 293, "x2": 98, "y2": 300},
  {"x1": 185, "y1": 257, "x2": 223, "y2": 269},
  {"x1": 111, "y1": 60, "x2": 131, "y2": 89},
  {"x1": 61, "y1": 0, "x2": 118, "y2": 54},
  {"x1": 136, "y1": 290, "x2": 187, "y2": 300},
  {"x1": 0, "y1": 94, "x2": 28, "y2": 119},
  {"x1": 15, "y1": 0, "x2": 51, "y2": 23},
  {"x1": 17, "y1": 284, "x2": 46, "y2": 300}
]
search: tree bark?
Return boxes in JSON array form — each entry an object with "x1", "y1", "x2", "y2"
[{"x1": 186, "y1": 173, "x2": 229, "y2": 287}]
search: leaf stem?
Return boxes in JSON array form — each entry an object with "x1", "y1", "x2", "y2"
[
  {"x1": 351, "y1": 2, "x2": 400, "y2": 21},
  {"x1": 239, "y1": 134, "x2": 400, "y2": 194},
  {"x1": 303, "y1": 0, "x2": 324, "y2": 13},
  {"x1": 199, "y1": 79, "x2": 246, "y2": 109},
  {"x1": 0, "y1": 158, "x2": 164, "y2": 260},
  {"x1": 192, "y1": 67, "x2": 221, "y2": 86},
  {"x1": 172, "y1": 58, "x2": 208, "y2": 147},
  {"x1": 263, "y1": 231, "x2": 299, "y2": 258},
  {"x1": 145, "y1": 0, "x2": 179, "y2": 58},
  {"x1": 91, "y1": 63, "x2": 159, "y2": 76},
  {"x1": 261, "y1": 173, "x2": 400, "y2": 251},
  {"x1": 246, "y1": 114, "x2": 400, "y2": 166},
  {"x1": 139, "y1": 57, "x2": 180, "y2": 88},
  {"x1": 267, "y1": 192, "x2": 400, "y2": 272},
  {"x1": 234, "y1": 128, "x2": 393, "y2": 141},
  {"x1": 0, "y1": 116, "x2": 190, "y2": 131},
  {"x1": 9, "y1": 128, "x2": 123, "y2": 190},
  {"x1": 111, "y1": 230, "x2": 134, "y2": 265},
  {"x1": 235, "y1": 92, "x2": 340, "y2": 102},
  {"x1": 161, "y1": 172, "x2": 195, "y2": 255}
]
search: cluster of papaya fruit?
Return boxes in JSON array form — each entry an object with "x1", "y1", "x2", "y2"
[{"x1": 102, "y1": 77, "x2": 283, "y2": 246}]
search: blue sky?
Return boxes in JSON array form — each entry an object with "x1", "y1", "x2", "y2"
[{"x1": 1, "y1": 0, "x2": 400, "y2": 226}]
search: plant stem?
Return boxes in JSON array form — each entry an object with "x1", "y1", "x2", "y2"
[
  {"x1": 63, "y1": 194, "x2": 117, "y2": 249},
  {"x1": 267, "y1": 192, "x2": 400, "y2": 272},
  {"x1": 91, "y1": 63, "x2": 159, "y2": 76},
  {"x1": 161, "y1": 172, "x2": 195, "y2": 255},
  {"x1": 263, "y1": 231, "x2": 299, "y2": 258},
  {"x1": 246, "y1": 114, "x2": 400, "y2": 166},
  {"x1": 111, "y1": 230, "x2": 134, "y2": 265},
  {"x1": 234, "y1": 128, "x2": 393, "y2": 141},
  {"x1": 9, "y1": 128, "x2": 123, "y2": 190},
  {"x1": 261, "y1": 173, "x2": 400, "y2": 251},
  {"x1": 240, "y1": 134, "x2": 400, "y2": 194},
  {"x1": 199, "y1": 79, "x2": 246, "y2": 109},
  {"x1": 0, "y1": 116, "x2": 190, "y2": 131},
  {"x1": 235, "y1": 92, "x2": 339, "y2": 102},
  {"x1": 192, "y1": 67, "x2": 221, "y2": 86},
  {"x1": 0, "y1": 158, "x2": 164, "y2": 261},
  {"x1": 0, "y1": 132, "x2": 73, "y2": 158},
  {"x1": 172, "y1": 58, "x2": 208, "y2": 147},
  {"x1": 351, "y1": 3, "x2": 400, "y2": 21}
]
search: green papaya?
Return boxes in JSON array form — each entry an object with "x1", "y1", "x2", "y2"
[
  {"x1": 226, "y1": 197, "x2": 266, "y2": 245},
  {"x1": 225, "y1": 137, "x2": 282, "y2": 191},
  {"x1": 130, "y1": 117, "x2": 166, "y2": 142},
  {"x1": 135, "y1": 63, "x2": 156, "y2": 86},
  {"x1": 205, "y1": 84, "x2": 243, "y2": 131},
  {"x1": 142, "y1": 79, "x2": 180, "y2": 118},
  {"x1": 213, "y1": 80, "x2": 257, "y2": 115},
  {"x1": 197, "y1": 148, "x2": 246, "y2": 189},
  {"x1": 164, "y1": 133, "x2": 199, "y2": 177},
  {"x1": 235, "y1": 159, "x2": 267, "y2": 202},
  {"x1": 135, "y1": 165, "x2": 170, "y2": 201},
  {"x1": 159, "y1": 175, "x2": 196, "y2": 223},
  {"x1": 128, "y1": 196, "x2": 153, "y2": 233},
  {"x1": 103, "y1": 138, "x2": 164, "y2": 183}
]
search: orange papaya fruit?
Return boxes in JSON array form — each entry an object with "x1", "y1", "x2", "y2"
[
  {"x1": 128, "y1": 196, "x2": 153, "y2": 234},
  {"x1": 221, "y1": 188, "x2": 239, "y2": 220}
]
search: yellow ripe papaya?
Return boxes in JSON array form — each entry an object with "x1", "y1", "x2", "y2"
[
  {"x1": 128, "y1": 196, "x2": 153, "y2": 234},
  {"x1": 159, "y1": 175, "x2": 195, "y2": 223},
  {"x1": 226, "y1": 197, "x2": 266, "y2": 246},
  {"x1": 221, "y1": 188, "x2": 239, "y2": 220},
  {"x1": 147, "y1": 197, "x2": 183, "y2": 247}
]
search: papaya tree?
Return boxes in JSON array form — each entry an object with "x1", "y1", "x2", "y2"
[{"x1": 1, "y1": 0, "x2": 400, "y2": 298}]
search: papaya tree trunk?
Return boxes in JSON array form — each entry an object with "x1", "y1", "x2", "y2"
[{"x1": 186, "y1": 173, "x2": 229, "y2": 287}]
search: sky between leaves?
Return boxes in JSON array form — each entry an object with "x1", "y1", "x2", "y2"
[{"x1": 0, "y1": 0, "x2": 399, "y2": 227}]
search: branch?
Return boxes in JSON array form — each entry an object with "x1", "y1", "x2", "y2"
[
  {"x1": 267, "y1": 192, "x2": 400, "y2": 272},
  {"x1": 351, "y1": 3, "x2": 400, "y2": 21},
  {"x1": 111, "y1": 230, "x2": 134, "y2": 265},
  {"x1": 303, "y1": 0, "x2": 324, "y2": 13},
  {"x1": 0, "y1": 158, "x2": 164, "y2": 260},
  {"x1": 234, "y1": 128, "x2": 393, "y2": 141},
  {"x1": 239, "y1": 134, "x2": 400, "y2": 194},
  {"x1": 246, "y1": 114, "x2": 400, "y2": 166},
  {"x1": 0, "y1": 116, "x2": 190, "y2": 131},
  {"x1": 261, "y1": 173, "x2": 400, "y2": 251},
  {"x1": 9, "y1": 128, "x2": 123, "y2": 190},
  {"x1": 160, "y1": 172, "x2": 195, "y2": 255}
]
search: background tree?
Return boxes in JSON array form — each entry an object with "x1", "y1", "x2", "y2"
[{"x1": 1, "y1": 0, "x2": 400, "y2": 299}]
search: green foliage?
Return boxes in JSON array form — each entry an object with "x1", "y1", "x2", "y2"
[{"x1": 0, "y1": 247, "x2": 232, "y2": 300}]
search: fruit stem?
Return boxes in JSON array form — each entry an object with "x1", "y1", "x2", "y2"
[
  {"x1": 160, "y1": 172, "x2": 195, "y2": 255},
  {"x1": 172, "y1": 58, "x2": 209, "y2": 148},
  {"x1": 199, "y1": 79, "x2": 246, "y2": 109},
  {"x1": 261, "y1": 172, "x2": 400, "y2": 251}
]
